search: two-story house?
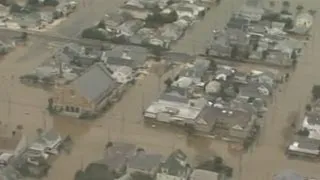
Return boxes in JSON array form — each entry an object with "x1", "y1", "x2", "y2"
[
  {"x1": 156, "y1": 149, "x2": 190, "y2": 180},
  {"x1": 51, "y1": 62, "x2": 117, "y2": 118}
]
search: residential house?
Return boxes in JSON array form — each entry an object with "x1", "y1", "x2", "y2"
[
  {"x1": 249, "y1": 70, "x2": 278, "y2": 88},
  {"x1": 27, "y1": 129, "x2": 63, "y2": 155},
  {"x1": 144, "y1": 90, "x2": 207, "y2": 125},
  {"x1": 127, "y1": 150, "x2": 163, "y2": 176},
  {"x1": 302, "y1": 112, "x2": 320, "y2": 132},
  {"x1": 112, "y1": 66, "x2": 134, "y2": 84},
  {"x1": 226, "y1": 15, "x2": 250, "y2": 31},
  {"x1": 238, "y1": 82, "x2": 271, "y2": 101},
  {"x1": 226, "y1": 29, "x2": 251, "y2": 57},
  {"x1": 172, "y1": 4, "x2": 197, "y2": 19},
  {"x1": 97, "y1": 142, "x2": 136, "y2": 174},
  {"x1": 237, "y1": 5, "x2": 264, "y2": 22},
  {"x1": 120, "y1": 5, "x2": 151, "y2": 20},
  {"x1": 292, "y1": 13, "x2": 313, "y2": 35},
  {"x1": 103, "y1": 12, "x2": 126, "y2": 28},
  {"x1": 286, "y1": 136, "x2": 320, "y2": 158},
  {"x1": 156, "y1": 149, "x2": 190, "y2": 180},
  {"x1": 273, "y1": 170, "x2": 305, "y2": 180},
  {"x1": 160, "y1": 24, "x2": 184, "y2": 41},
  {"x1": 118, "y1": 20, "x2": 145, "y2": 37},
  {"x1": 265, "y1": 50, "x2": 292, "y2": 67},
  {"x1": 179, "y1": 58, "x2": 210, "y2": 84},
  {"x1": 190, "y1": 169, "x2": 224, "y2": 180},
  {"x1": 207, "y1": 41, "x2": 233, "y2": 58},
  {"x1": 198, "y1": 106, "x2": 255, "y2": 139},
  {"x1": 51, "y1": 62, "x2": 117, "y2": 117},
  {"x1": 102, "y1": 46, "x2": 148, "y2": 71}
]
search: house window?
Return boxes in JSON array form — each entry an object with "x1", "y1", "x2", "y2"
[
  {"x1": 70, "y1": 107, "x2": 75, "y2": 112},
  {"x1": 75, "y1": 107, "x2": 80, "y2": 113},
  {"x1": 65, "y1": 106, "x2": 70, "y2": 112}
]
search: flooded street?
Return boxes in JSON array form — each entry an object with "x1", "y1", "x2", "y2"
[{"x1": 0, "y1": 0, "x2": 320, "y2": 179}]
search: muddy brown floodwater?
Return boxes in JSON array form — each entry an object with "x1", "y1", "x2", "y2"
[{"x1": 0, "y1": 0, "x2": 320, "y2": 179}]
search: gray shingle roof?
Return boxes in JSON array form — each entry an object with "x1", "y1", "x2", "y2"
[
  {"x1": 72, "y1": 62, "x2": 116, "y2": 104},
  {"x1": 128, "y1": 152, "x2": 163, "y2": 172},
  {"x1": 158, "y1": 149, "x2": 188, "y2": 177}
]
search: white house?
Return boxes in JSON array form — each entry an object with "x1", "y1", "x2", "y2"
[{"x1": 112, "y1": 66, "x2": 134, "y2": 84}]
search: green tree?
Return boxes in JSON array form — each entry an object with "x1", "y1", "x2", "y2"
[
  {"x1": 82, "y1": 27, "x2": 106, "y2": 40},
  {"x1": 164, "y1": 78, "x2": 173, "y2": 88}
]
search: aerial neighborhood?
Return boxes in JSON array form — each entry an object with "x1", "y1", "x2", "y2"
[{"x1": 0, "y1": 0, "x2": 319, "y2": 179}]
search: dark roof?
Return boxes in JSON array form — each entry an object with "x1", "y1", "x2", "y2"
[
  {"x1": 159, "y1": 149, "x2": 188, "y2": 177},
  {"x1": 201, "y1": 107, "x2": 252, "y2": 129},
  {"x1": 128, "y1": 152, "x2": 163, "y2": 172},
  {"x1": 293, "y1": 136, "x2": 320, "y2": 151},
  {"x1": 106, "y1": 56, "x2": 135, "y2": 68},
  {"x1": 238, "y1": 83, "x2": 269, "y2": 99},
  {"x1": 227, "y1": 16, "x2": 250, "y2": 30},
  {"x1": 98, "y1": 142, "x2": 136, "y2": 170},
  {"x1": 72, "y1": 62, "x2": 116, "y2": 104},
  {"x1": 159, "y1": 91, "x2": 189, "y2": 104},
  {"x1": 105, "y1": 46, "x2": 148, "y2": 68}
]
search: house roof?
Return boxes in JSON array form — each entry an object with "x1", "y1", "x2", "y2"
[
  {"x1": 72, "y1": 62, "x2": 116, "y2": 104},
  {"x1": 105, "y1": 46, "x2": 148, "y2": 68},
  {"x1": 238, "y1": 83, "x2": 269, "y2": 99},
  {"x1": 190, "y1": 169, "x2": 219, "y2": 180},
  {"x1": 273, "y1": 170, "x2": 304, "y2": 180},
  {"x1": 107, "y1": 56, "x2": 135, "y2": 67},
  {"x1": 180, "y1": 60, "x2": 210, "y2": 80},
  {"x1": 288, "y1": 136, "x2": 320, "y2": 155},
  {"x1": 200, "y1": 106, "x2": 252, "y2": 129},
  {"x1": 227, "y1": 16, "x2": 250, "y2": 30},
  {"x1": 29, "y1": 129, "x2": 62, "y2": 151},
  {"x1": 128, "y1": 151, "x2": 163, "y2": 172},
  {"x1": 103, "y1": 12, "x2": 125, "y2": 27},
  {"x1": 98, "y1": 142, "x2": 136, "y2": 170},
  {"x1": 158, "y1": 149, "x2": 188, "y2": 177},
  {"x1": 159, "y1": 90, "x2": 189, "y2": 104}
]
